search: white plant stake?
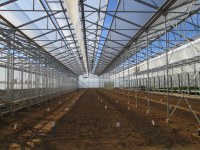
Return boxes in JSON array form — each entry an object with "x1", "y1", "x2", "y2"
[
  {"x1": 116, "y1": 122, "x2": 120, "y2": 128},
  {"x1": 51, "y1": 121, "x2": 56, "y2": 127},
  {"x1": 14, "y1": 123, "x2": 17, "y2": 130},
  {"x1": 152, "y1": 120, "x2": 155, "y2": 126},
  {"x1": 147, "y1": 110, "x2": 150, "y2": 114}
]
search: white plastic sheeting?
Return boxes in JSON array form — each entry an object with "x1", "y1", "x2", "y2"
[
  {"x1": 115, "y1": 37, "x2": 200, "y2": 77},
  {"x1": 0, "y1": 0, "x2": 84, "y2": 74},
  {"x1": 78, "y1": 74, "x2": 101, "y2": 88},
  {"x1": 64, "y1": 0, "x2": 88, "y2": 73}
]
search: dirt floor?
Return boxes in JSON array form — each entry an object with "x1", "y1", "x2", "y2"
[
  {"x1": 0, "y1": 89, "x2": 199, "y2": 150},
  {"x1": 0, "y1": 90, "x2": 83, "y2": 149}
]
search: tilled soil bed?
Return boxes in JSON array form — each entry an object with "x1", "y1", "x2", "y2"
[
  {"x1": 37, "y1": 89, "x2": 199, "y2": 150},
  {"x1": 0, "y1": 90, "x2": 82, "y2": 149},
  {"x1": 0, "y1": 89, "x2": 199, "y2": 150},
  {"x1": 100, "y1": 89, "x2": 200, "y2": 149}
]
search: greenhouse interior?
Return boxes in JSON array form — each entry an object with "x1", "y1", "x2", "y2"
[{"x1": 0, "y1": 0, "x2": 200, "y2": 149}]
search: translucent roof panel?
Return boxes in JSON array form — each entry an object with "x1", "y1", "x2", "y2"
[
  {"x1": 0, "y1": 0, "x2": 85, "y2": 75},
  {"x1": 94, "y1": 0, "x2": 166, "y2": 75},
  {"x1": 1, "y1": 0, "x2": 198, "y2": 76},
  {"x1": 101, "y1": 0, "x2": 200, "y2": 75}
]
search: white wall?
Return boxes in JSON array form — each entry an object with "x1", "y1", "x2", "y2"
[{"x1": 78, "y1": 74, "x2": 102, "y2": 88}]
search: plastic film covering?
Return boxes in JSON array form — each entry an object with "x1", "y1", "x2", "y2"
[
  {"x1": 0, "y1": 0, "x2": 85, "y2": 75},
  {"x1": 101, "y1": 0, "x2": 200, "y2": 75},
  {"x1": 94, "y1": 0, "x2": 166, "y2": 75}
]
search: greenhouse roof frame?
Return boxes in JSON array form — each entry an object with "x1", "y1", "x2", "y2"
[{"x1": 0, "y1": 0, "x2": 200, "y2": 76}]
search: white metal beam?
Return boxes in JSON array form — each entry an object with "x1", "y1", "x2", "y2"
[{"x1": 64, "y1": 0, "x2": 88, "y2": 73}]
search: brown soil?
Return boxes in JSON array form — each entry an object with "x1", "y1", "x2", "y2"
[
  {"x1": 0, "y1": 89, "x2": 199, "y2": 150},
  {"x1": 114, "y1": 89, "x2": 200, "y2": 121},
  {"x1": 0, "y1": 90, "x2": 82, "y2": 149}
]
